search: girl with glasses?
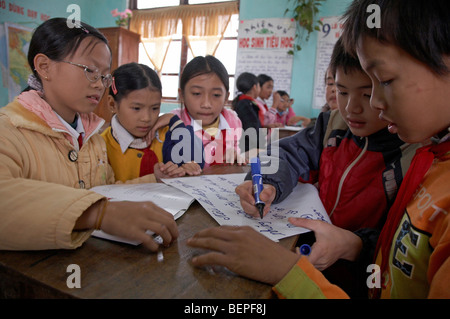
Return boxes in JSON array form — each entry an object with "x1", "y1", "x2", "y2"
[
  {"x1": 0, "y1": 18, "x2": 178, "y2": 252},
  {"x1": 264, "y1": 90, "x2": 311, "y2": 127}
]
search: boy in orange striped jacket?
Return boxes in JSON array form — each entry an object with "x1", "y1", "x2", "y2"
[{"x1": 186, "y1": 0, "x2": 450, "y2": 299}]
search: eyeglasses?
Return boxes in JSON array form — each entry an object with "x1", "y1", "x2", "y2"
[{"x1": 61, "y1": 61, "x2": 113, "y2": 88}]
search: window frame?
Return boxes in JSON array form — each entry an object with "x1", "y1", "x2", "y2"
[{"x1": 131, "y1": 0, "x2": 238, "y2": 103}]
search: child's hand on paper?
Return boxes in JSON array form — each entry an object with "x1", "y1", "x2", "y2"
[
  {"x1": 154, "y1": 162, "x2": 185, "y2": 181},
  {"x1": 288, "y1": 218, "x2": 363, "y2": 271},
  {"x1": 187, "y1": 225, "x2": 300, "y2": 285},
  {"x1": 101, "y1": 201, "x2": 179, "y2": 252},
  {"x1": 235, "y1": 180, "x2": 275, "y2": 218},
  {"x1": 182, "y1": 161, "x2": 202, "y2": 176}
]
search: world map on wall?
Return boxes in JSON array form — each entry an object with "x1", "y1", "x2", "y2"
[{"x1": 0, "y1": 23, "x2": 33, "y2": 102}]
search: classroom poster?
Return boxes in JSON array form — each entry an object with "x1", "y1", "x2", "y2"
[
  {"x1": 0, "y1": 23, "x2": 33, "y2": 102},
  {"x1": 312, "y1": 16, "x2": 343, "y2": 110},
  {"x1": 235, "y1": 18, "x2": 295, "y2": 103}
]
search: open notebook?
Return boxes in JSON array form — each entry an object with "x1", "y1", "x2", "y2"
[{"x1": 90, "y1": 183, "x2": 195, "y2": 245}]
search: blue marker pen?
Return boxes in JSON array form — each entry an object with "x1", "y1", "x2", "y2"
[
  {"x1": 299, "y1": 244, "x2": 311, "y2": 256},
  {"x1": 251, "y1": 157, "x2": 265, "y2": 219}
]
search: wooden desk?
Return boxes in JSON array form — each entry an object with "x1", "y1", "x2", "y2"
[{"x1": 0, "y1": 165, "x2": 297, "y2": 299}]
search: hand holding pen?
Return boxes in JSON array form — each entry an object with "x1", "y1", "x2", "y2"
[
  {"x1": 235, "y1": 180, "x2": 276, "y2": 219},
  {"x1": 288, "y1": 217, "x2": 364, "y2": 271}
]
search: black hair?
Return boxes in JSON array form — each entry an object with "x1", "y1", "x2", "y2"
[
  {"x1": 231, "y1": 72, "x2": 258, "y2": 109},
  {"x1": 110, "y1": 62, "x2": 162, "y2": 102},
  {"x1": 329, "y1": 37, "x2": 363, "y2": 78},
  {"x1": 235, "y1": 72, "x2": 258, "y2": 95},
  {"x1": 276, "y1": 90, "x2": 289, "y2": 97},
  {"x1": 257, "y1": 74, "x2": 273, "y2": 87},
  {"x1": 341, "y1": 0, "x2": 450, "y2": 75},
  {"x1": 179, "y1": 55, "x2": 229, "y2": 93},
  {"x1": 27, "y1": 18, "x2": 110, "y2": 86}
]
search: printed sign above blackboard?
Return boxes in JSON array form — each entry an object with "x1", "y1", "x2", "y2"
[{"x1": 235, "y1": 18, "x2": 295, "y2": 105}]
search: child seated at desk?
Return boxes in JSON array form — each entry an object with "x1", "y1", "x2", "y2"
[
  {"x1": 264, "y1": 90, "x2": 311, "y2": 127},
  {"x1": 0, "y1": 18, "x2": 178, "y2": 252},
  {"x1": 188, "y1": 36, "x2": 420, "y2": 298},
  {"x1": 232, "y1": 72, "x2": 266, "y2": 153},
  {"x1": 102, "y1": 62, "x2": 203, "y2": 182},
  {"x1": 155, "y1": 56, "x2": 245, "y2": 166},
  {"x1": 255, "y1": 74, "x2": 272, "y2": 126},
  {"x1": 243, "y1": 38, "x2": 419, "y2": 232}
]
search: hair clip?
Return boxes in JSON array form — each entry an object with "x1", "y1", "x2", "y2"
[
  {"x1": 79, "y1": 24, "x2": 89, "y2": 34},
  {"x1": 73, "y1": 21, "x2": 89, "y2": 34},
  {"x1": 111, "y1": 77, "x2": 118, "y2": 95}
]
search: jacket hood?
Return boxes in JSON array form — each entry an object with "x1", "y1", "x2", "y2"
[{"x1": 2, "y1": 90, "x2": 104, "y2": 146}]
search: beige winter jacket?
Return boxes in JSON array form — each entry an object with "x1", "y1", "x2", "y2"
[{"x1": 0, "y1": 91, "x2": 156, "y2": 250}]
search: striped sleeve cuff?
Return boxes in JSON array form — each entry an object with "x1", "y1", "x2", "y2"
[{"x1": 273, "y1": 256, "x2": 349, "y2": 299}]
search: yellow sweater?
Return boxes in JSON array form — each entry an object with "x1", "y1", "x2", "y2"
[
  {"x1": 101, "y1": 126, "x2": 169, "y2": 182},
  {"x1": 0, "y1": 93, "x2": 156, "y2": 250}
]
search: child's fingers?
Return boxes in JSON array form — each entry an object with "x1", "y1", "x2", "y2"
[
  {"x1": 157, "y1": 161, "x2": 173, "y2": 172},
  {"x1": 235, "y1": 181, "x2": 255, "y2": 205},
  {"x1": 260, "y1": 185, "x2": 276, "y2": 203},
  {"x1": 288, "y1": 217, "x2": 326, "y2": 232},
  {"x1": 159, "y1": 162, "x2": 180, "y2": 174},
  {"x1": 167, "y1": 168, "x2": 185, "y2": 177},
  {"x1": 182, "y1": 162, "x2": 202, "y2": 175},
  {"x1": 235, "y1": 181, "x2": 273, "y2": 218}
]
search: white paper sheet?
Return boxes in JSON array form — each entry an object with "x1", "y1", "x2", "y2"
[
  {"x1": 280, "y1": 126, "x2": 304, "y2": 131},
  {"x1": 90, "y1": 182, "x2": 195, "y2": 244},
  {"x1": 162, "y1": 173, "x2": 330, "y2": 242}
]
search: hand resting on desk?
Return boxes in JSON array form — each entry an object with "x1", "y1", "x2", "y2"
[
  {"x1": 187, "y1": 217, "x2": 364, "y2": 285},
  {"x1": 76, "y1": 200, "x2": 179, "y2": 252},
  {"x1": 187, "y1": 225, "x2": 300, "y2": 285},
  {"x1": 154, "y1": 161, "x2": 202, "y2": 181},
  {"x1": 154, "y1": 161, "x2": 186, "y2": 180}
]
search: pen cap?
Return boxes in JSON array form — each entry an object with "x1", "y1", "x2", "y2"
[{"x1": 250, "y1": 157, "x2": 261, "y2": 175}]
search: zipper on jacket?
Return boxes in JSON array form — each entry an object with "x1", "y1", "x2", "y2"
[{"x1": 329, "y1": 137, "x2": 368, "y2": 217}]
